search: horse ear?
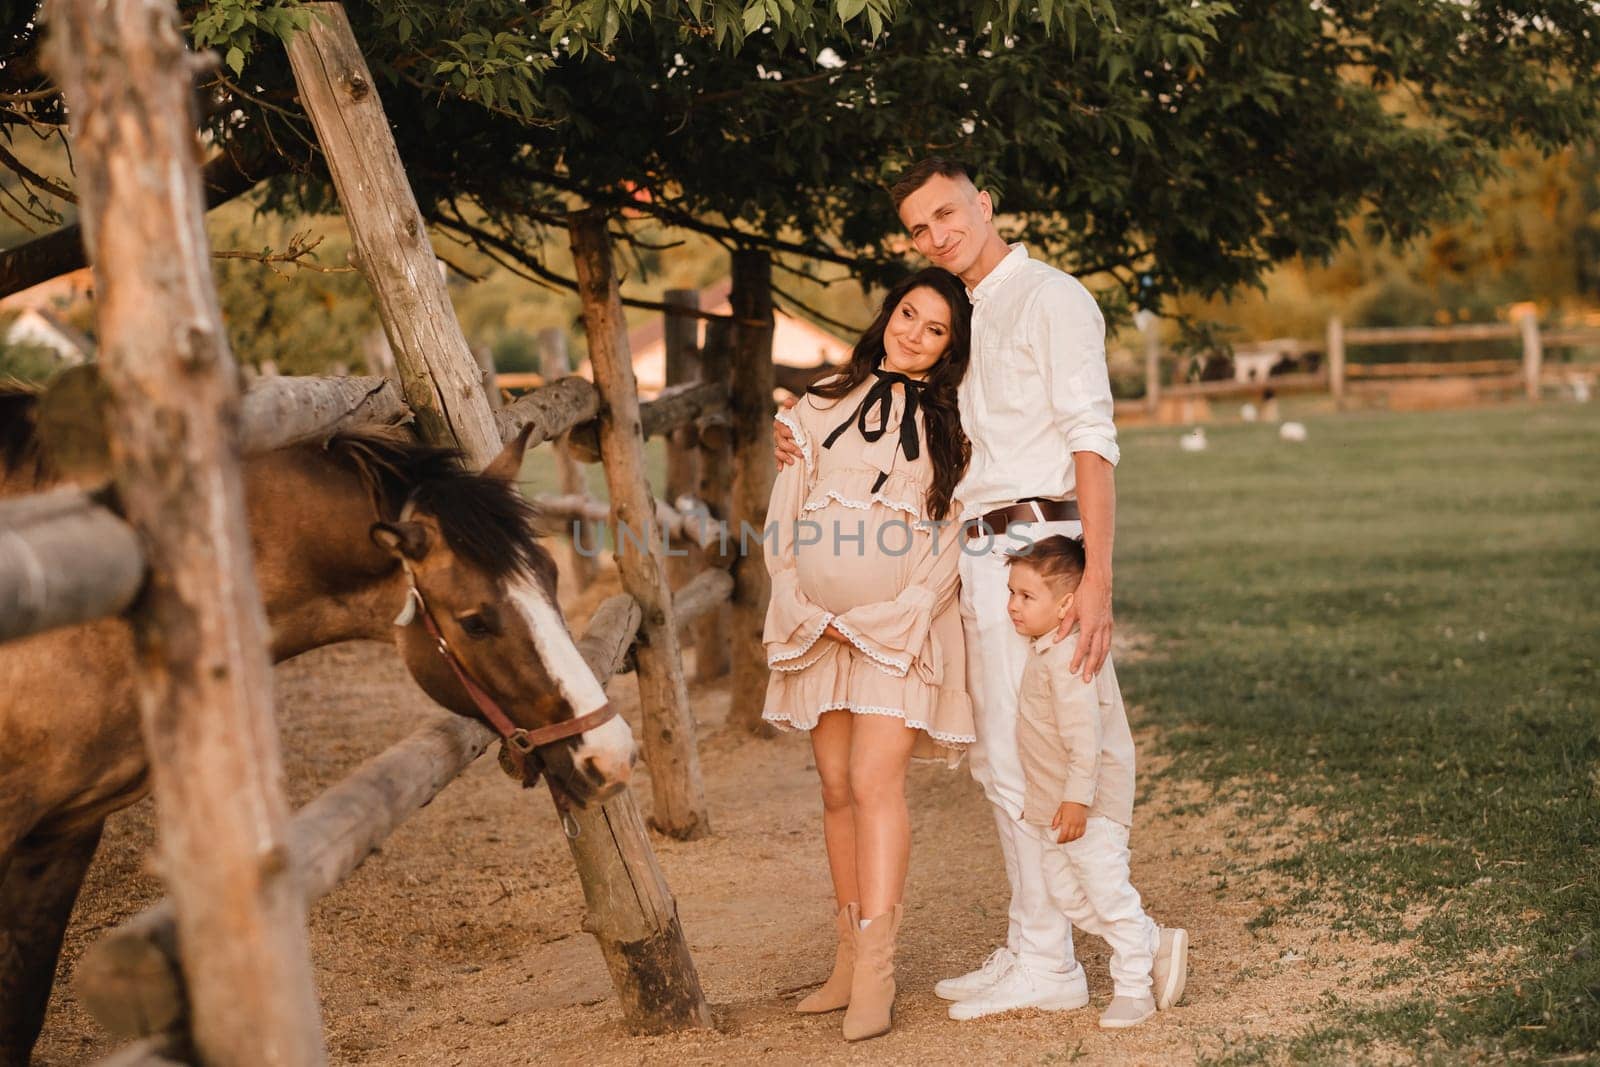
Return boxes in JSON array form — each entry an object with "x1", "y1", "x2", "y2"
[
  {"x1": 481, "y1": 423, "x2": 535, "y2": 483},
  {"x1": 371, "y1": 521, "x2": 431, "y2": 561}
]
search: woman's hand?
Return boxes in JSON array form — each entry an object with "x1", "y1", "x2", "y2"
[{"x1": 774, "y1": 396, "x2": 803, "y2": 468}]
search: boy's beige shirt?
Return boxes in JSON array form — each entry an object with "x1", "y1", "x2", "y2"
[{"x1": 1016, "y1": 630, "x2": 1136, "y2": 830}]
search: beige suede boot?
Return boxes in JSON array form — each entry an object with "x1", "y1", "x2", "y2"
[
  {"x1": 842, "y1": 905, "x2": 901, "y2": 1041},
  {"x1": 797, "y1": 904, "x2": 857, "y2": 1013}
]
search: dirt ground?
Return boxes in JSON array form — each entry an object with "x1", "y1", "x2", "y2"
[{"x1": 33, "y1": 560, "x2": 1419, "y2": 1066}]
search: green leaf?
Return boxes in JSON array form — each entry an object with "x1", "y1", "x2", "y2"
[
  {"x1": 837, "y1": 0, "x2": 867, "y2": 24},
  {"x1": 743, "y1": 2, "x2": 767, "y2": 35},
  {"x1": 225, "y1": 46, "x2": 246, "y2": 76}
]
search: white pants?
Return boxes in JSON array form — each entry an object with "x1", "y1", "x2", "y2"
[
  {"x1": 1042, "y1": 816, "x2": 1159, "y2": 999},
  {"x1": 960, "y1": 517, "x2": 1085, "y2": 977}
]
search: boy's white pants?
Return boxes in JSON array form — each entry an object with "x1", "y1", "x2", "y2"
[
  {"x1": 1043, "y1": 816, "x2": 1159, "y2": 998},
  {"x1": 958, "y1": 517, "x2": 1085, "y2": 978}
]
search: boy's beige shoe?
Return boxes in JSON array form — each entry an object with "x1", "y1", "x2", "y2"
[
  {"x1": 796, "y1": 904, "x2": 857, "y2": 1013},
  {"x1": 1151, "y1": 927, "x2": 1189, "y2": 1010},
  {"x1": 1098, "y1": 993, "x2": 1156, "y2": 1029}
]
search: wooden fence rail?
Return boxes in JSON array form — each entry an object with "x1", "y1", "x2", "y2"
[{"x1": 0, "y1": 488, "x2": 144, "y2": 644}]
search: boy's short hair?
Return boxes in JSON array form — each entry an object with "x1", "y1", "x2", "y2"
[
  {"x1": 890, "y1": 157, "x2": 975, "y2": 209},
  {"x1": 1005, "y1": 535, "x2": 1087, "y2": 593}
]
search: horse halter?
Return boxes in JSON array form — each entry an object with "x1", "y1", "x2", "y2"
[{"x1": 393, "y1": 583, "x2": 616, "y2": 791}]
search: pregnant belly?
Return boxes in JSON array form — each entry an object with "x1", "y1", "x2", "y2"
[{"x1": 791, "y1": 504, "x2": 917, "y2": 614}]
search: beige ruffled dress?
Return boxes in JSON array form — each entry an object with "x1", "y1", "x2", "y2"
[{"x1": 762, "y1": 372, "x2": 975, "y2": 766}]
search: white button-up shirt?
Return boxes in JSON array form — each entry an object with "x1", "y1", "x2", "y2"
[{"x1": 956, "y1": 244, "x2": 1120, "y2": 519}]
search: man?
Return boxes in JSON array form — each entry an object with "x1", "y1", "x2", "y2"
[{"x1": 774, "y1": 158, "x2": 1167, "y2": 1019}]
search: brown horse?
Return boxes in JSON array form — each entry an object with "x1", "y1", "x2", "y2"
[{"x1": 0, "y1": 385, "x2": 636, "y2": 1063}]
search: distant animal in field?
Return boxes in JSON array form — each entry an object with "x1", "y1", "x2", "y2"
[
  {"x1": 1179, "y1": 427, "x2": 1208, "y2": 452},
  {"x1": 0, "y1": 384, "x2": 637, "y2": 1064},
  {"x1": 1240, "y1": 402, "x2": 1259, "y2": 422},
  {"x1": 1279, "y1": 421, "x2": 1308, "y2": 443},
  {"x1": 1572, "y1": 377, "x2": 1591, "y2": 403}
]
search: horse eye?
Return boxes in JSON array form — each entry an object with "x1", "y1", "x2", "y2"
[{"x1": 457, "y1": 612, "x2": 497, "y2": 638}]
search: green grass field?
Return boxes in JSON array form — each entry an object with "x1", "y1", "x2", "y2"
[{"x1": 1114, "y1": 403, "x2": 1599, "y2": 1060}]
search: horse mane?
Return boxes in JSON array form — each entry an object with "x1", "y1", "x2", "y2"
[
  {"x1": 323, "y1": 427, "x2": 546, "y2": 582},
  {"x1": 0, "y1": 380, "x2": 53, "y2": 488}
]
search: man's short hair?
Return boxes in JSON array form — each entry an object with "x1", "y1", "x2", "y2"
[
  {"x1": 1005, "y1": 534, "x2": 1087, "y2": 592},
  {"x1": 890, "y1": 157, "x2": 974, "y2": 209}
]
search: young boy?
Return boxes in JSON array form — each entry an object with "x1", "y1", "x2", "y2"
[{"x1": 1002, "y1": 535, "x2": 1189, "y2": 1029}]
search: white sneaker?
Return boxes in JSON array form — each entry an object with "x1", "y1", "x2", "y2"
[
  {"x1": 946, "y1": 962, "x2": 1090, "y2": 1021},
  {"x1": 933, "y1": 946, "x2": 1016, "y2": 1002}
]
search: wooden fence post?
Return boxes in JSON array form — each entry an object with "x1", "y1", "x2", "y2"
[
  {"x1": 1518, "y1": 307, "x2": 1543, "y2": 402},
  {"x1": 284, "y1": 3, "x2": 500, "y2": 465},
  {"x1": 1327, "y1": 315, "x2": 1346, "y2": 408},
  {"x1": 694, "y1": 319, "x2": 735, "y2": 681},
  {"x1": 664, "y1": 290, "x2": 702, "y2": 606},
  {"x1": 569, "y1": 208, "x2": 710, "y2": 839},
  {"x1": 540, "y1": 327, "x2": 599, "y2": 590},
  {"x1": 44, "y1": 3, "x2": 325, "y2": 1064},
  {"x1": 726, "y1": 251, "x2": 777, "y2": 734},
  {"x1": 1137, "y1": 310, "x2": 1161, "y2": 414}
]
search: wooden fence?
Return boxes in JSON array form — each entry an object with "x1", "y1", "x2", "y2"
[
  {"x1": 1, "y1": 3, "x2": 784, "y2": 1062},
  {"x1": 1126, "y1": 310, "x2": 1600, "y2": 417}
]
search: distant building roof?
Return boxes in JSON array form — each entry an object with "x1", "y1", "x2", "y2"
[{"x1": 577, "y1": 277, "x2": 852, "y2": 398}]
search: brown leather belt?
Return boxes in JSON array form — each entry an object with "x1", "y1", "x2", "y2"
[{"x1": 965, "y1": 498, "x2": 1080, "y2": 539}]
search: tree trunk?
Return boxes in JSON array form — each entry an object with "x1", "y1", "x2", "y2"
[
  {"x1": 283, "y1": 3, "x2": 499, "y2": 467},
  {"x1": 568, "y1": 208, "x2": 710, "y2": 840},
  {"x1": 726, "y1": 251, "x2": 777, "y2": 734},
  {"x1": 43, "y1": 4, "x2": 325, "y2": 1065}
]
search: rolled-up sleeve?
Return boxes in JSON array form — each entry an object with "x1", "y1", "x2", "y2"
[{"x1": 1027, "y1": 277, "x2": 1119, "y2": 467}]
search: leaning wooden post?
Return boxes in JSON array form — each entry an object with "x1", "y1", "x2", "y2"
[
  {"x1": 726, "y1": 250, "x2": 778, "y2": 734},
  {"x1": 282, "y1": 3, "x2": 710, "y2": 1023},
  {"x1": 569, "y1": 208, "x2": 710, "y2": 839},
  {"x1": 44, "y1": 4, "x2": 324, "y2": 1065},
  {"x1": 1327, "y1": 315, "x2": 1346, "y2": 409},
  {"x1": 283, "y1": 3, "x2": 500, "y2": 462},
  {"x1": 540, "y1": 328, "x2": 599, "y2": 589},
  {"x1": 1518, "y1": 306, "x2": 1543, "y2": 402},
  {"x1": 694, "y1": 319, "x2": 735, "y2": 682}
]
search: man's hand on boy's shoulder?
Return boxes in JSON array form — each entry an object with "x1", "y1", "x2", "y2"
[
  {"x1": 773, "y1": 395, "x2": 802, "y2": 468},
  {"x1": 1051, "y1": 801, "x2": 1089, "y2": 844},
  {"x1": 1057, "y1": 572, "x2": 1113, "y2": 683}
]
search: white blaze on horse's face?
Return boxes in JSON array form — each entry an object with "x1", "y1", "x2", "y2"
[{"x1": 506, "y1": 576, "x2": 637, "y2": 787}]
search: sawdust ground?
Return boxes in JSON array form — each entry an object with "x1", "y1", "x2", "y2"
[{"x1": 33, "y1": 561, "x2": 1423, "y2": 1065}]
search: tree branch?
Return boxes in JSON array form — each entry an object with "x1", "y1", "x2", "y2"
[
  {"x1": 0, "y1": 144, "x2": 284, "y2": 298},
  {"x1": 425, "y1": 208, "x2": 733, "y2": 322}
]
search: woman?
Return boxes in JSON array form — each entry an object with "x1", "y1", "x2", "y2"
[{"x1": 762, "y1": 267, "x2": 973, "y2": 1041}]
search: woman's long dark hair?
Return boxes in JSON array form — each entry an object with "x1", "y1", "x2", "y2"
[{"x1": 808, "y1": 268, "x2": 972, "y2": 520}]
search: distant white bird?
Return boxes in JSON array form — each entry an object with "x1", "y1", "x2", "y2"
[
  {"x1": 1179, "y1": 427, "x2": 1208, "y2": 452},
  {"x1": 1240, "y1": 402, "x2": 1259, "y2": 422},
  {"x1": 1279, "y1": 421, "x2": 1308, "y2": 443}
]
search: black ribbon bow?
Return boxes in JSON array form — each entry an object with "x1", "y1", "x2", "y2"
[{"x1": 821, "y1": 368, "x2": 925, "y2": 492}]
